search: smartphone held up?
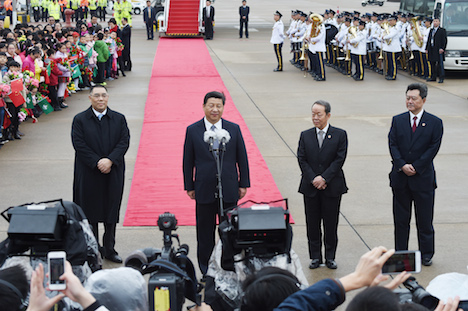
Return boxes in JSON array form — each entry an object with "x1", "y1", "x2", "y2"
[
  {"x1": 48, "y1": 251, "x2": 67, "y2": 290},
  {"x1": 382, "y1": 250, "x2": 421, "y2": 275}
]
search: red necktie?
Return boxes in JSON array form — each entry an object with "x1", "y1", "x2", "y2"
[{"x1": 412, "y1": 116, "x2": 417, "y2": 133}]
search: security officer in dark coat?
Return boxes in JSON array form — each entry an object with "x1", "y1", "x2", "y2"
[
  {"x1": 425, "y1": 17, "x2": 447, "y2": 83},
  {"x1": 239, "y1": 0, "x2": 249, "y2": 38},
  {"x1": 72, "y1": 85, "x2": 130, "y2": 263},
  {"x1": 121, "y1": 17, "x2": 132, "y2": 71}
]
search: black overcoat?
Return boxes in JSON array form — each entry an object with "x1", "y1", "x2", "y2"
[
  {"x1": 71, "y1": 106, "x2": 130, "y2": 223},
  {"x1": 425, "y1": 27, "x2": 447, "y2": 62}
]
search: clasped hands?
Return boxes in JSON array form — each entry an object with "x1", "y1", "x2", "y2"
[
  {"x1": 97, "y1": 158, "x2": 113, "y2": 174},
  {"x1": 312, "y1": 175, "x2": 327, "y2": 190},
  {"x1": 402, "y1": 164, "x2": 416, "y2": 176}
]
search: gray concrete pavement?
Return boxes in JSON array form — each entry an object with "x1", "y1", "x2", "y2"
[{"x1": 1, "y1": 0, "x2": 468, "y2": 309}]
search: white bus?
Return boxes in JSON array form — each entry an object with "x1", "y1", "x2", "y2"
[{"x1": 400, "y1": 0, "x2": 468, "y2": 70}]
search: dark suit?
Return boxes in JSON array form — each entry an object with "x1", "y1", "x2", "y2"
[
  {"x1": 203, "y1": 5, "x2": 215, "y2": 39},
  {"x1": 183, "y1": 118, "x2": 249, "y2": 274},
  {"x1": 143, "y1": 6, "x2": 156, "y2": 39},
  {"x1": 239, "y1": 5, "x2": 249, "y2": 38},
  {"x1": 425, "y1": 27, "x2": 447, "y2": 80},
  {"x1": 72, "y1": 107, "x2": 130, "y2": 256},
  {"x1": 389, "y1": 111, "x2": 443, "y2": 260},
  {"x1": 121, "y1": 24, "x2": 132, "y2": 71},
  {"x1": 297, "y1": 125, "x2": 348, "y2": 261}
]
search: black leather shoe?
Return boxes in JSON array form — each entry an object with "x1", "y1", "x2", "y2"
[
  {"x1": 422, "y1": 258, "x2": 432, "y2": 266},
  {"x1": 426, "y1": 78, "x2": 436, "y2": 82},
  {"x1": 309, "y1": 259, "x2": 321, "y2": 269},
  {"x1": 14, "y1": 134, "x2": 22, "y2": 140},
  {"x1": 105, "y1": 254, "x2": 123, "y2": 263},
  {"x1": 273, "y1": 68, "x2": 283, "y2": 72},
  {"x1": 325, "y1": 259, "x2": 337, "y2": 269},
  {"x1": 438, "y1": 79, "x2": 444, "y2": 83}
]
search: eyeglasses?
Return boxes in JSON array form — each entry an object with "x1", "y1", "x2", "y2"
[{"x1": 91, "y1": 93, "x2": 109, "y2": 99}]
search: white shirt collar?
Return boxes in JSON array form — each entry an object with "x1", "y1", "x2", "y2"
[
  {"x1": 92, "y1": 107, "x2": 107, "y2": 118},
  {"x1": 315, "y1": 123, "x2": 330, "y2": 135},
  {"x1": 204, "y1": 117, "x2": 222, "y2": 131},
  {"x1": 409, "y1": 109, "x2": 424, "y2": 125}
]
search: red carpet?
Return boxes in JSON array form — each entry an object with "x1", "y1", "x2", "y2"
[{"x1": 124, "y1": 38, "x2": 287, "y2": 226}]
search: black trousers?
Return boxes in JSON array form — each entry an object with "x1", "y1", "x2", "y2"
[
  {"x1": 96, "y1": 61, "x2": 105, "y2": 83},
  {"x1": 313, "y1": 51, "x2": 326, "y2": 79},
  {"x1": 48, "y1": 85, "x2": 59, "y2": 109},
  {"x1": 392, "y1": 187, "x2": 435, "y2": 259},
  {"x1": 6, "y1": 102, "x2": 19, "y2": 135},
  {"x1": 145, "y1": 21, "x2": 154, "y2": 39},
  {"x1": 385, "y1": 51, "x2": 397, "y2": 79},
  {"x1": 304, "y1": 194, "x2": 341, "y2": 261},
  {"x1": 41, "y1": 8, "x2": 48, "y2": 21},
  {"x1": 273, "y1": 43, "x2": 283, "y2": 70},
  {"x1": 122, "y1": 48, "x2": 132, "y2": 71},
  {"x1": 33, "y1": 7, "x2": 41, "y2": 22},
  {"x1": 99, "y1": 6, "x2": 106, "y2": 21},
  {"x1": 90, "y1": 222, "x2": 118, "y2": 256},
  {"x1": 239, "y1": 19, "x2": 248, "y2": 38},
  {"x1": 204, "y1": 18, "x2": 213, "y2": 39},
  {"x1": 352, "y1": 53, "x2": 364, "y2": 80},
  {"x1": 196, "y1": 200, "x2": 236, "y2": 275},
  {"x1": 429, "y1": 53, "x2": 445, "y2": 80}
]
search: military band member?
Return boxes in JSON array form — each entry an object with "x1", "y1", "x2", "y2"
[
  {"x1": 382, "y1": 15, "x2": 401, "y2": 80},
  {"x1": 287, "y1": 10, "x2": 300, "y2": 64},
  {"x1": 336, "y1": 17, "x2": 351, "y2": 75},
  {"x1": 349, "y1": 20, "x2": 367, "y2": 81},
  {"x1": 271, "y1": 11, "x2": 285, "y2": 72},
  {"x1": 307, "y1": 17, "x2": 326, "y2": 81},
  {"x1": 294, "y1": 12, "x2": 308, "y2": 69},
  {"x1": 420, "y1": 18, "x2": 432, "y2": 79}
]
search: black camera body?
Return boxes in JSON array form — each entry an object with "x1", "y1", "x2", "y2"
[
  {"x1": 396, "y1": 277, "x2": 467, "y2": 311},
  {"x1": 125, "y1": 212, "x2": 200, "y2": 311}
]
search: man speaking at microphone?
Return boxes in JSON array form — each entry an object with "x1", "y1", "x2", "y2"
[{"x1": 183, "y1": 91, "x2": 250, "y2": 278}]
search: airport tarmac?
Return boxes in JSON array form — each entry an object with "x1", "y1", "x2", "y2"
[{"x1": 1, "y1": 0, "x2": 468, "y2": 309}]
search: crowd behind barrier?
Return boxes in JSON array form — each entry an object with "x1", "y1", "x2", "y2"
[{"x1": 0, "y1": 15, "x2": 131, "y2": 149}]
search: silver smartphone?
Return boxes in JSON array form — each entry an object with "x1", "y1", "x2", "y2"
[
  {"x1": 48, "y1": 251, "x2": 67, "y2": 290},
  {"x1": 382, "y1": 250, "x2": 421, "y2": 274}
]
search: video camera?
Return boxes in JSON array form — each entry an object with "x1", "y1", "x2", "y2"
[
  {"x1": 125, "y1": 212, "x2": 200, "y2": 311},
  {"x1": 396, "y1": 276, "x2": 468, "y2": 311}
]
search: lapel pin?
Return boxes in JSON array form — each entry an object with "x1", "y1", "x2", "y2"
[
  {"x1": 422, "y1": 123, "x2": 426, "y2": 127},
  {"x1": 328, "y1": 135, "x2": 331, "y2": 139}
]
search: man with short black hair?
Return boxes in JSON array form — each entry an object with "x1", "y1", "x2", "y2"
[
  {"x1": 425, "y1": 18, "x2": 447, "y2": 83},
  {"x1": 183, "y1": 91, "x2": 250, "y2": 276},
  {"x1": 143, "y1": 0, "x2": 156, "y2": 40},
  {"x1": 203, "y1": 0, "x2": 215, "y2": 40},
  {"x1": 72, "y1": 85, "x2": 130, "y2": 263},
  {"x1": 389, "y1": 83, "x2": 443, "y2": 267}
]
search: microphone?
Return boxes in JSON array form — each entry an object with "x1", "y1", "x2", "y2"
[
  {"x1": 204, "y1": 130, "x2": 216, "y2": 151},
  {"x1": 217, "y1": 129, "x2": 231, "y2": 151}
]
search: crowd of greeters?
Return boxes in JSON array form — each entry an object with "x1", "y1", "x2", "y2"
[{"x1": 0, "y1": 15, "x2": 132, "y2": 148}]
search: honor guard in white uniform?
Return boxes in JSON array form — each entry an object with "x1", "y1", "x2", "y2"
[
  {"x1": 294, "y1": 12, "x2": 308, "y2": 69},
  {"x1": 382, "y1": 15, "x2": 402, "y2": 80},
  {"x1": 368, "y1": 12, "x2": 380, "y2": 70},
  {"x1": 349, "y1": 20, "x2": 367, "y2": 81},
  {"x1": 287, "y1": 10, "x2": 300, "y2": 64},
  {"x1": 420, "y1": 17, "x2": 432, "y2": 79},
  {"x1": 336, "y1": 17, "x2": 351, "y2": 75},
  {"x1": 271, "y1": 11, "x2": 285, "y2": 72}
]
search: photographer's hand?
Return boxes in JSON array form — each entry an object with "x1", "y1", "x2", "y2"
[
  {"x1": 371, "y1": 271, "x2": 411, "y2": 290},
  {"x1": 339, "y1": 246, "x2": 395, "y2": 292},
  {"x1": 435, "y1": 296, "x2": 462, "y2": 311},
  {"x1": 58, "y1": 261, "x2": 96, "y2": 309}
]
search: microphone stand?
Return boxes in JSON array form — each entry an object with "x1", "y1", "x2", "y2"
[{"x1": 212, "y1": 141, "x2": 226, "y2": 218}]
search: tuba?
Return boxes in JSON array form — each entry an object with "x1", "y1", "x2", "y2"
[
  {"x1": 410, "y1": 16, "x2": 424, "y2": 48},
  {"x1": 309, "y1": 13, "x2": 324, "y2": 45},
  {"x1": 381, "y1": 21, "x2": 392, "y2": 45},
  {"x1": 348, "y1": 26, "x2": 359, "y2": 48}
]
